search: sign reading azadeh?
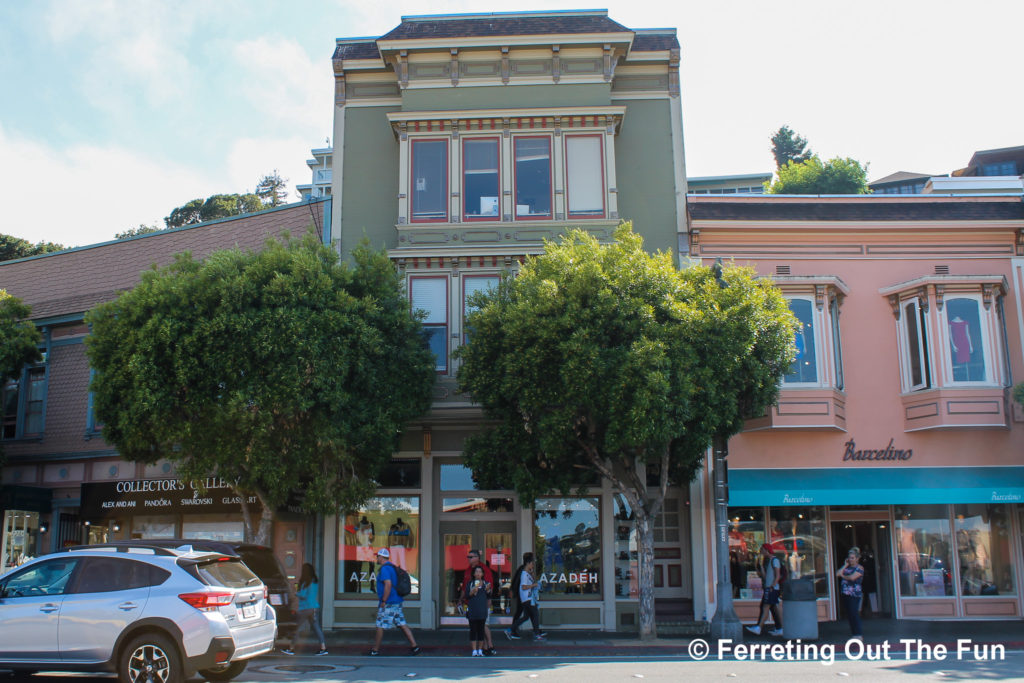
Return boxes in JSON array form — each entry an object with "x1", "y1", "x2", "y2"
[
  {"x1": 79, "y1": 478, "x2": 258, "y2": 519},
  {"x1": 842, "y1": 438, "x2": 912, "y2": 463}
]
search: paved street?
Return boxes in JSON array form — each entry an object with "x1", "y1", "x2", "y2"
[{"x1": 9, "y1": 650, "x2": 1024, "y2": 683}]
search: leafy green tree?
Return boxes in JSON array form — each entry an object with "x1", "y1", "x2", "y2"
[
  {"x1": 164, "y1": 198, "x2": 205, "y2": 228},
  {"x1": 455, "y1": 224, "x2": 795, "y2": 639},
  {"x1": 765, "y1": 156, "x2": 871, "y2": 195},
  {"x1": 255, "y1": 170, "x2": 289, "y2": 207},
  {"x1": 1, "y1": 234, "x2": 66, "y2": 262},
  {"x1": 85, "y1": 234, "x2": 435, "y2": 543},
  {"x1": 0, "y1": 291, "x2": 42, "y2": 461},
  {"x1": 770, "y1": 125, "x2": 812, "y2": 169},
  {"x1": 115, "y1": 224, "x2": 163, "y2": 240}
]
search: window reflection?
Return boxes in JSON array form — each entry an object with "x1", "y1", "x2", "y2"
[
  {"x1": 954, "y1": 504, "x2": 1015, "y2": 596},
  {"x1": 612, "y1": 494, "x2": 638, "y2": 599},
  {"x1": 534, "y1": 498, "x2": 600, "y2": 597},
  {"x1": 895, "y1": 505, "x2": 952, "y2": 597},
  {"x1": 338, "y1": 497, "x2": 419, "y2": 595}
]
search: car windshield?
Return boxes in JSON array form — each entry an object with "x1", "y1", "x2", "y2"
[
  {"x1": 236, "y1": 549, "x2": 284, "y2": 583},
  {"x1": 195, "y1": 557, "x2": 262, "y2": 588}
]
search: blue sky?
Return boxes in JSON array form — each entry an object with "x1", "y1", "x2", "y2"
[{"x1": 2, "y1": 0, "x2": 1022, "y2": 247}]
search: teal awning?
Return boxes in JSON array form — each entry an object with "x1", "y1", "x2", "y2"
[{"x1": 729, "y1": 467, "x2": 1024, "y2": 507}]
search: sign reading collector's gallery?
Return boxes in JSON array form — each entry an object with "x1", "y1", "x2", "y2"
[{"x1": 79, "y1": 478, "x2": 258, "y2": 519}]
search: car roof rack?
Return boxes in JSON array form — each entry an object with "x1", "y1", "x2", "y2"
[{"x1": 63, "y1": 543, "x2": 182, "y2": 557}]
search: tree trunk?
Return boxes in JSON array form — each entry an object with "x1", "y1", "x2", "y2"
[
  {"x1": 254, "y1": 497, "x2": 273, "y2": 546},
  {"x1": 636, "y1": 511, "x2": 658, "y2": 641},
  {"x1": 238, "y1": 488, "x2": 274, "y2": 545}
]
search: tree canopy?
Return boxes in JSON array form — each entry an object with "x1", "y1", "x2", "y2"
[
  {"x1": 765, "y1": 156, "x2": 871, "y2": 195},
  {"x1": 0, "y1": 290, "x2": 42, "y2": 461},
  {"x1": 770, "y1": 125, "x2": 812, "y2": 169},
  {"x1": 164, "y1": 193, "x2": 265, "y2": 229},
  {"x1": 1, "y1": 234, "x2": 66, "y2": 263},
  {"x1": 455, "y1": 224, "x2": 795, "y2": 637},
  {"x1": 85, "y1": 234, "x2": 435, "y2": 542},
  {"x1": 255, "y1": 171, "x2": 289, "y2": 207},
  {"x1": 115, "y1": 224, "x2": 163, "y2": 240}
]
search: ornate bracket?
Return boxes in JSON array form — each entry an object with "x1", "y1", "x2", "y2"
[
  {"x1": 917, "y1": 287, "x2": 929, "y2": 314},
  {"x1": 815, "y1": 285, "x2": 826, "y2": 311},
  {"x1": 450, "y1": 49, "x2": 459, "y2": 86},
  {"x1": 983, "y1": 283, "x2": 998, "y2": 310},
  {"x1": 451, "y1": 119, "x2": 460, "y2": 139},
  {"x1": 397, "y1": 50, "x2": 409, "y2": 89},
  {"x1": 502, "y1": 117, "x2": 511, "y2": 138},
  {"x1": 688, "y1": 229, "x2": 701, "y2": 257},
  {"x1": 501, "y1": 46, "x2": 510, "y2": 84},
  {"x1": 668, "y1": 48, "x2": 681, "y2": 98},
  {"x1": 888, "y1": 294, "x2": 901, "y2": 320},
  {"x1": 552, "y1": 45, "x2": 561, "y2": 83},
  {"x1": 422, "y1": 427, "x2": 432, "y2": 458},
  {"x1": 398, "y1": 122, "x2": 408, "y2": 141},
  {"x1": 603, "y1": 44, "x2": 613, "y2": 82},
  {"x1": 934, "y1": 284, "x2": 945, "y2": 311},
  {"x1": 553, "y1": 116, "x2": 562, "y2": 137},
  {"x1": 332, "y1": 61, "x2": 346, "y2": 107}
]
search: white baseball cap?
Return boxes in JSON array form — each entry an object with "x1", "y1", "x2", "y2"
[{"x1": 376, "y1": 548, "x2": 390, "y2": 558}]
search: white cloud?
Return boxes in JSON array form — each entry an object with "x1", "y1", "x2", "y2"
[
  {"x1": 227, "y1": 136, "x2": 318, "y2": 203},
  {"x1": 0, "y1": 124, "x2": 217, "y2": 247}
]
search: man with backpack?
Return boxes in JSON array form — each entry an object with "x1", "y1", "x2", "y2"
[
  {"x1": 370, "y1": 548, "x2": 421, "y2": 656},
  {"x1": 746, "y1": 543, "x2": 784, "y2": 636}
]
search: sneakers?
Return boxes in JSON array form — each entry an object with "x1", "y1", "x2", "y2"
[
  {"x1": 768, "y1": 629, "x2": 783, "y2": 637},
  {"x1": 505, "y1": 629, "x2": 520, "y2": 640},
  {"x1": 369, "y1": 650, "x2": 380, "y2": 656},
  {"x1": 316, "y1": 649, "x2": 329, "y2": 656},
  {"x1": 471, "y1": 650, "x2": 483, "y2": 657},
  {"x1": 483, "y1": 647, "x2": 497, "y2": 656},
  {"x1": 534, "y1": 634, "x2": 546, "y2": 641},
  {"x1": 745, "y1": 625, "x2": 761, "y2": 635},
  {"x1": 280, "y1": 648, "x2": 295, "y2": 655},
  {"x1": 410, "y1": 646, "x2": 422, "y2": 656}
]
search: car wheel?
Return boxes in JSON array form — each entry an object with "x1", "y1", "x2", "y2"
[
  {"x1": 119, "y1": 632, "x2": 182, "y2": 683},
  {"x1": 198, "y1": 660, "x2": 247, "y2": 681}
]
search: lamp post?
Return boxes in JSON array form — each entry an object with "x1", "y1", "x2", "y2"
[{"x1": 709, "y1": 433, "x2": 742, "y2": 641}]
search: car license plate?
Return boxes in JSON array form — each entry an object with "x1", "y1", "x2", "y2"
[
  {"x1": 241, "y1": 602, "x2": 257, "y2": 619},
  {"x1": 269, "y1": 594, "x2": 283, "y2": 606}
]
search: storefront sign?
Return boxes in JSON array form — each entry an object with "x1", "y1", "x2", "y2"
[
  {"x1": 538, "y1": 571, "x2": 599, "y2": 585},
  {"x1": 79, "y1": 478, "x2": 257, "y2": 519},
  {"x1": 843, "y1": 438, "x2": 912, "y2": 462}
]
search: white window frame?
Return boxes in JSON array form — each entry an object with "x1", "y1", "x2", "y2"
[
  {"x1": 462, "y1": 273, "x2": 500, "y2": 345},
  {"x1": 940, "y1": 294, "x2": 993, "y2": 386},
  {"x1": 898, "y1": 296, "x2": 932, "y2": 392},
  {"x1": 782, "y1": 296, "x2": 823, "y2": 387}
]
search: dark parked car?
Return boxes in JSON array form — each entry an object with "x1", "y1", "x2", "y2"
[{"x1": 108, "y1": 540, "x2": 297, "y2": 638}]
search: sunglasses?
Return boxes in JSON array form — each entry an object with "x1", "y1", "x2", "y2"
[{"x1": 467, "y1": 555, "x2": 478, "y2": 559}]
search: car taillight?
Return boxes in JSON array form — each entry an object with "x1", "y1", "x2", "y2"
[
  {"x1": 179, "y1": 592, "x2": 234, "y2": 612},
  {"x1": 264, "y1": 586, "x2": 268, "y2": 600}
]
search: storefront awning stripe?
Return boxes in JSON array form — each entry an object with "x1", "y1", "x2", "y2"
[{"x1": 728, "y1": 467, "x2": 1024, "y2": 507}]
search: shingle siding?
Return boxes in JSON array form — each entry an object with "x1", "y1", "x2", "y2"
[
  {"x1": 688, "y1": 199, "x2": 1024, "y2": 222},
  {"x1": 379, "y1": 15, "x2": 631, "y2": 41}
]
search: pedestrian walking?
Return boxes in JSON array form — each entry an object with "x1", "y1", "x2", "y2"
[
  {"x1": 507, "y1": 552, "x2": 531, "y2": 638},
  {"x1": 836, "y1": 546, "x2": 865, "y2": 639},
  {"x1": 506, "y1": 554, "x2": 546, "y2": 640},
  {"x1": 281, "y1": 563, "x2": 328, "y2": 656},
  {"x1": 745, "y1": 543, "x2": 783, "y2": 636},
  {"x1": 370, "y1": 548, "x2": 421, "y2": 656},
  {"x1": 464, "y1": 565, "x2": 492, "y2": 656},
  {"x1": 462, "y1": 549, "x2": 497, "y2": 655}
]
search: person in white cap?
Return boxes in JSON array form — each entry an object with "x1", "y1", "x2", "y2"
[{"x1": 370, "y1": 548, "x2": 420, "y2": 656}]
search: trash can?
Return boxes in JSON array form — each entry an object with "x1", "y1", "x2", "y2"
[{"x1": 782, "y1": 578, "x2": 818, "y2": 640}]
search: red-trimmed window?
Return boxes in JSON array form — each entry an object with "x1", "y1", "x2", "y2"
[
  {"x1": 462, "y1": 138, "x2": 500, "y2": 221},
  {"x1": 410, "y1": 276, "x2": 448, "y2": 372},
  {"x1": 513, "y1": 136, "x2": 552, "y2": 220},
  {"x1": 411, "y1": 139, "x2": 448, "y2": 222},
  {"x1": 565, "y1": 134, "x2": 605, "y2": 218},
  {"x1": 463, "y1": 275, "x2": 500, "y2": 344}
]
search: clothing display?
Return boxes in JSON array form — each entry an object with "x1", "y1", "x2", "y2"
[{"x1": 949, "y1": 317, "x2": 972, "y2": 364}]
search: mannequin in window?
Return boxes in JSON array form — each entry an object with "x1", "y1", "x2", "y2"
[
  {"x1": 388, "y1": 517, "x2": 414, "y2": 570},
  {"x1": 355, "y1": 515, "x2": 376, "y2": 589},
  {"x1": 948, "y1": 316, "x2": 972, "y2": 365}
]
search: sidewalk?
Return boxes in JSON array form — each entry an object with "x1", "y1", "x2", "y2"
[{"x1": 276, "y1": 618, "x2": 1024, "y2": 658}]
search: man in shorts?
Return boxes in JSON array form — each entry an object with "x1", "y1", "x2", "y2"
[{"x1": 371, "y1": 548, "x2": 421, "y2": 656}]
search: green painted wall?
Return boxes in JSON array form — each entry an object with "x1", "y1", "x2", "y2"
[
  {"x1": 402, "y1": 84, "x2": 611, "y2": 111},
  {"x1": 612, "y1": 98, "x2": 679, "y2": 256},
  {"x1": 340, "y1": 105, "x2": 401, "y2": 252}
]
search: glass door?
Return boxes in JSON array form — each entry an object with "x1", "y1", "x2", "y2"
[{"x1": 439, "y1": 521, "x2": 515, "y2": 626}]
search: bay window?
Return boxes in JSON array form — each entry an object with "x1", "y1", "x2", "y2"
[
  {"x1": 514, "y1": 136, "x2": 552, "y2": 219},
  {"x1": 783, "y1": 298, "x2": 818, "y2": 384},
  {"x1": 900, "y1": 297, "x2": 931, "y2": 391},
  {"x1": 462, "y1": 138, "x2": 500, "y2": 220},
  {"x1": 3, "y1": 364, "x2": 46, "y2": 441},
  {"x1": 411, "y1": 139, "x2": 448, "y2": 222},
  {"x1": 410, "y1": 276, "x2": 448, "y2": 372},
  {"x1": 945, "y1": 296, "x2": 987, "y2": 383}
]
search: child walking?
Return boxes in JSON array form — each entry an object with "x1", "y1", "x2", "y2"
[
  {"x1": 281, "y1": 563, "x2": 328, "y2": 656},
  {"x1": 464, "y1": 565, "x2": 491, "y2": 656}
]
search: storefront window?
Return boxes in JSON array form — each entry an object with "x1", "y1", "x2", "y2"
[
  {"x1": 534, "y1": 498, "x2": 600, "y2": 598},
  {"x1": 612, "y1": 494, "x2": 638, "y2": 599},
  {"x1": 130, "y1": 515, "x2": 176, "y2": 539},
  {"x1": 768, "y1": 506, "x2": 828, "y2": 597},
  {"x1": 339, "y1": 496, "x2": 419, "y2": 596},
  {"x1": 1, "y1": 510, "x2": 41, "y2": 574},
  {"x1": 895, "y1": 505, "x2": 953, "y2": 597},
  {"x1": 954, "y1": 504, "x2": 1015, "y2": 596},
  {"x1": 181, "y1": 515, "x2": 243, "y2": 542},
  {"x1": 727, "y1": 506, "x2": 764, "y2": 599}
]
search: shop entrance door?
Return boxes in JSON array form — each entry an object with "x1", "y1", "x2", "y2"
[
  {"x1": 831, "y1": 520, "x2": 894, "y2": 619},
  {"x1": 438, "y1": 521, "x2": 515, "y2": 626}
]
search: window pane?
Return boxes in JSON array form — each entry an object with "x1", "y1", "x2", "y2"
[
  {"x1": 411, "y1": 278, "x2": 446, "y2": 324},
  {"x1": 2, "y1": 381, "x2": 17, "y2": 439},
  {"x1": 23, "y1": 367, "x2": 45, "y2": 435},
  {"x1": 181, "y1": 515, "x2": 243, "y2": 542},
  {"x1": 895, "y1": 505, "x2": 952, "y2": 597},
  {"x1": 727, "y1": 506, "x2": 764, "y2": 599},
  {"x1": 514, "y1": 137, "x2": 551, "y2": 218},
  {"x1": 463, "y1": 139, "x2": 499, "y2": 218},
  {"x1": 566, "y1": 136, "x2": 603, "y2": 215},
  {"x1": 412, "y1": 140, "x2": 447, "y2": 220},
  {"x1": 423, "y1": 326, "x2": 447, "y2": 372},
  {"x1": 904, "y1": 300, "x2": 928, "y2": 389},
  {"x1": 954, "y1": 504, "x2": 1015, "y2": 596},
  {"x1": 74, "y1": 558, "x2": 151, "y2": 593},
  {"x1": 830, "y1": 297, "x2": 844, "y2": 390},
  {"x1": 439, "y1": 464, "x2": 480, "y2": 491},
  {"x1": 339, "y1": 497, "x2": 419, "y2": 595},
  {"x1": 463, "y1": 275, "x2": 499, "y2": 344},
  {"x1": 612, "y1": 494, "x2": 638, "y2": 599},
  {"x1": 768, "y1": 506, "x2": 828, "y2": 598},
  {"x1": 946, "y1": 298, "x2": 986, "y2": 382},
  {"x1": 375, "y1": 460, "x2": 422, "y2": 488},
  {"x1": 3, "y1": 558, "x2": 79, "y2": 596},
  {"x1": 441, "y1": 497, "x2": 514, "y2": 513},
  {"x1": 534, "y1": 497, "x2": 600, "y2": 597},
  {"x1": 784, "y1": 299, "x2": 817, "y2": 383}
]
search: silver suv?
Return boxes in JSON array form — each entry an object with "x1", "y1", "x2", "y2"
[{"x1": 0, "y1": 543, "x2": 276, "y2": 682}]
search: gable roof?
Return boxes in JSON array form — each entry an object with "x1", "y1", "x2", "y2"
[
  {"x1": 868, "y1": 171, "x2": 934, "y2": 186},
  {"x1": 333, "y1": 40, "x2": 382, "y2": 61},
  {"x1": 631, "y1": 32, "x2": 679, "y2": 51},
  {"x1": 379, "y1": 12, "x2": 632, "y2": 41},
  {"x1": 0, "y1": 200, "x2": 328, "y2": 322}
]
